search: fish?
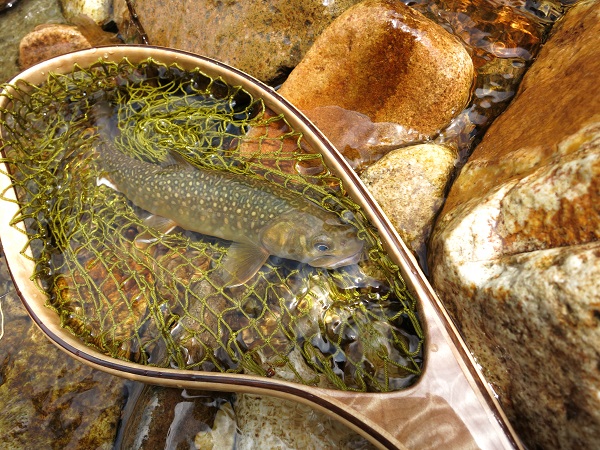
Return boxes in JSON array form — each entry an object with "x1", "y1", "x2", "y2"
[{"x1": 91, "y1": 102, "x2": 364, "y2": 286}]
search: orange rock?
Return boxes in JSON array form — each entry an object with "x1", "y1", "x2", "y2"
[
  {"x1": 440, "y1": 2, "x2": 600, "y2": 216},
  {"x1": 18, "y1": 20, "x2": 119, "y2": 70},
  {"x1": 19, "y1": 24, "x2": 93, "y2": 70},
  {"x1": 278, "y1": 0, "x2": 474, "y2": 138}
]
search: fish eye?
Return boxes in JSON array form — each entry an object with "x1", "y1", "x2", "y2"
[
  {"x1": 315, "y1": 242, "x2": 330, "y2": 252},
  {"x1": 312, "y1": 235, "x2": 333, "y2": 253}
]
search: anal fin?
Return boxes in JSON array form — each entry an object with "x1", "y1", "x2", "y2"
[{"x1": 134, "y1": 214, "x2": 178, "y2": 248}]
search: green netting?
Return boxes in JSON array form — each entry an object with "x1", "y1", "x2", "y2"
[{"x1": 0, "y1": 58, "x2": 423, "y2": 392}]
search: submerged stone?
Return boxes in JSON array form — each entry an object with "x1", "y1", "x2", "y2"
[
  {"x1": 234, "y1": 393, "x2": 374, "y2": 449},
  {"x1": 429, "y1": 2, "x2": 600, "y2": 448},
  {"x1": 278, "y1": 0, "x2": 474, "y2": 138},
  {"x1": 116, "y1": 383, "x2": 229, "y2": 449},
  {"x1": 303, "y1": 105, "x2": 426, "y2": 171},
  {"x1": 0, "y1": 254, "x2": 126, "y2": 449},
  {"x1": 0, "y1": 0, "x2": 65, "y2": 82}
]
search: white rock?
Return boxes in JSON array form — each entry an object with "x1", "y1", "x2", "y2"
[
  {"x1": 430, "y1": 124, "x2": 600, "y2": 449},
  {"x1": 59, "y1": 0, "x2": 112, "y2": 24}
]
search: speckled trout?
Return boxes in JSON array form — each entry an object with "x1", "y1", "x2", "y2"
[{"x1": 92, "y1": 103, "x2": 364, "y2": 286}]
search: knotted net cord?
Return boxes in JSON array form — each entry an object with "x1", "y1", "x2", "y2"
[{"x1": 0, "y1": 58, "x2": 423, "y2": 392}]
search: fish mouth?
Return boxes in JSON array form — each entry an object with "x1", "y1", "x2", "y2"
[{"x1": 310, "y1": 248, "x2": 364, "y2": 269}]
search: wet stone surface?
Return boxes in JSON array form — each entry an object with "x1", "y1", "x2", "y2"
[
  {"x1": 113, "y1": 0, "x2": 363, "y2": 84},
  {"x1": 360, "y1": 143, "x2": 457, "y2": 271},
  {"x1": 0, "y1": 0, "x2": 64, "y2": 82},
  {"x1": 0, "y1": 249, "x2": 127, "y2": 449},
  {"x1": 278, "y1": 0, "x2": 474, "y2": 138}
]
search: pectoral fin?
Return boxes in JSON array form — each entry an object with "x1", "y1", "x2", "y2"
[
  {"x1": 134, "y1": 215, "x2": 178, "y2": 248},
  {"x1": 144, "y1": 214, "x2": 178, "y2": 234},
  {"x1": 220, "y1": 242, "x2": 270, "y2": 287}
]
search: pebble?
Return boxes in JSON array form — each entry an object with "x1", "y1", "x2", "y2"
[
  {"x1": 18, "y1": 20, "x2": 118, "y2": 70},
  {"x1": 59, "y1": 0, "x2": 112, "y2": 24}
]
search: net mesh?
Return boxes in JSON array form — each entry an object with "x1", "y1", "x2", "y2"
[{"x1": 0, "y1": 58, "x2": 423, "y2": 392}]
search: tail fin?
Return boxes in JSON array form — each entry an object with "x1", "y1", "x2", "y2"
[{"x1": 89, "y1": 101, "x2": 120, "y2": 142}]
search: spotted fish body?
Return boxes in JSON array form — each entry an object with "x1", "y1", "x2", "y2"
[
  {"x1": 94, "y1": 104, "x2": 364, "y2": 286},
  {"x1": 101, "y1": 146, "x2": 299, "y2": 241}
]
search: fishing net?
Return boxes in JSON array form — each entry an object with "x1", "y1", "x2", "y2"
[{"x1": 0, "y1": 57, "x2": 423, "y2": 392}]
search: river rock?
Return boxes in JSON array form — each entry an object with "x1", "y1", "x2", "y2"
[
  {"x1": 429, "y1": 2, "x2": 600, "y2": 448},
  {"x1": 59, "y1": 0, "x2": 112, "y2": 24},
  {"x1": 234, "y1": 394, "x2": 373, "y2": 449},
  {"x1": 18, "y1": 20, "x2": 119, "y2": 70},
  {"x1": 116, "y1": 383, "x2": 231, "y2": 449},
  {"x1": 0, "y1": 0, "x2": 65, "y2": 82},
  {"x1": 19, "y1": 24, "x2": 92, "y2": 72},
  {"x1": 278, "y1": 0, "x2": 474, "y2": 140},
  {"x1": 303, "y1": 106, "x2": 426, "y2": 170},
  {"x1": 361, "y1": 143, "x2": 456, "y2": 269},
  {"x1": 112, "y1": 0, "x2": 362, "y2": 83}
]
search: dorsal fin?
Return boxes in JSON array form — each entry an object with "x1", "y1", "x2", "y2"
[{"x1": 160, "y1": 151, "x2": 195, "y2": 171}]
